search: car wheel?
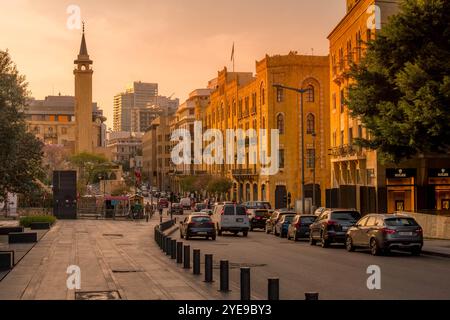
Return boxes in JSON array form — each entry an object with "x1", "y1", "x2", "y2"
[
  {"x1": 205, "y1": 236, "x2": 209, "y2": 240},
  {"x1": 370, "y1": 238, "x2": 381, "y2": 256},
  {"x1": 320, "y1": 233, "x2": 329, "y2": 248},
  {"x1": 411, "y1": 248, "x2": 421, "y2": 256},
  {"x1": 309, "y1": 234, "x2": 316, "y2": 246},
  {"x1": 243, "y1": 231, "x2": 248, "y2": 237},
  {"x1": 346, "y1": 236, "x2": 355, "y2": 252}
]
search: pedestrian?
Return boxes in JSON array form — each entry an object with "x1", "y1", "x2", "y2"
[{"x1": 145, "y1": 202, "x2": 151, "y2": 222}]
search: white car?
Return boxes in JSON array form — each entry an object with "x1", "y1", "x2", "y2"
[
  {"x1": 212, "y1": 204, "x2": 250, "y2": 237},
  {"x1": 180, "y1": 197, "x2": 192, "y2": 210}
]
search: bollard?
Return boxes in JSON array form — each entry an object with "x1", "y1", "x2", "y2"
[
  {"x1": 240, "y1": 267, "x2": 251, "y2": 300},
  {"x1": 183, "y1": 245, "x2": 191, "y2": 269},
  {"x1": 193, "y1": 249, "x2": 201, "y2": 275},
  {"x1": 171, "y1": 239, "x2": 177, "y2": 259},
  {"x1": 268, "y1": 278, "x2": 279, "y2": 300},
  {"x1": 162, "y1": 235, "x2": 167, "y2": 252},
  {"x1": 176, "y1": 242, "x2": 183, "y2": 264},
  {"x1": 305, "y1": 292, "x2": 319, "y2": 300},
  {"x1": 166, "y1": 237, "x2": 172, "y2": 256},
  {"x1": 219, "y1": 260, "x2": 230, "y2": 292},
  {"x1": 204, "y1": 254, "x2": 213, "y2": 283}
]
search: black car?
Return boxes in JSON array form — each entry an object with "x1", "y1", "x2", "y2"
[
  {"x1": 180, "y1": 214, "x2": 216, "y2": 240},
  {"x1": 170, "y1": 203, "x2": 184, "y2": 215},
  {"x1": 309, "y1": 209, "x2": 361, "y2": 247},
  {"x1": 249, "y1": 209, "x2": 270, "y2": 231},
  {"x1": 346, "y1": 214, "x2": 423, "y2": 256},
  {"x1": 287, "y1": 215, "x2": 317, "y2": 241},
  {"x1": 194, "y1": 203, "x2": 207, "y2": 212}
]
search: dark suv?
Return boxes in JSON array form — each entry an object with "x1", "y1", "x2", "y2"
[
  {"x1": 309, "y1": 209, "x2": 361, "y2": 247},
  {"x1": 249, "y1": 209, "x2": 270, "y2": 231},
  {"x1": 346, "y1": 214, "x2": 423, "y2": 256}
]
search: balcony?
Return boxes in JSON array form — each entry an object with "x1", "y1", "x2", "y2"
[
  {"x1": 330, "y1": 144, "x2": 365, "y2": 161},
  {"x1": 44, "y1": 133, "x2": 57, "y2": 139},
  {"x1": 232, "y1": 168, "x2": 259, "y2": 181}
]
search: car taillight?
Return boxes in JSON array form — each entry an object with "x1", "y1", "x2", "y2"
[
  {"x1": 327, "y1": 220, "x2": 337, "y2": 226},
  {"x1": 295, "y1": 223, "x2": 301, "y2": 228},
  {"x1": 382, "y1": 228, "x2": 397, "y2": 234},
  {"x1": 415, "y1": 228, "x2": 423, "y2": 235}
]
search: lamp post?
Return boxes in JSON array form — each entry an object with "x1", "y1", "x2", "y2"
[
  {"x1": 273, "y1": 84, "x2": 311, "y2": 214},
  {"x1": 312, "y1": 132, "x2": 316, "y2": 214}
]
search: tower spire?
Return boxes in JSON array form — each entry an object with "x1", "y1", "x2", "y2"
[{"x1": 78, "y1": 21, "x2": 88, "y2": 57}]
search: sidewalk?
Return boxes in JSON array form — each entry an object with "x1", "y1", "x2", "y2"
[
  {"x1": 423, "y1": 239, "x2": 450, "y2": 258},
  {"x1": 0, "y1": 217, "x2": 238, "y2": 300}
]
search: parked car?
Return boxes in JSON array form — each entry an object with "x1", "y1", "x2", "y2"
[
  {"x1": 200, "y1": 208, "x2": 213, "y2": 216},
  {"x1": 274, "y1": 214, "x2": 296, "y2": 237},
  {"x1": 212, "y1": 204, "x2": 250, "y2": 237},
  {"x1": 180, "y1": 214, "x2": 216, "y2": 240},
  {"x1": 309, "y1": 209, "x2": 361, "y2": 248},
  {"x1": 287, "y1": 215, "x2": 317, "y2": 241},
  {"x1": 158, "y1": 198, "x2": 169, "y2": 208},
  {"x1": 314, "y1": 207, "x2": 327, "y2": 216},
  {"x1": 180, "y1": 197, "x2": 192, "y2": 210},
  {"x1": 170, "y1": 203, "x2": 184, "y2": 215},
  {"x1": 346, "y1": 214, "x2": 423, "y2": 256},
  {"x1": 249, "y1": 209, "x2": 270, "y2": 231},
  {"x1": 266, "y1": 210, "x2": 296, "y2": 234},
  {"x1": 194, "y1": 203, "x2": 207, "y2": 212},
  {"x1": 243, "y1": 201, "x2": 272, "y2": 210}
]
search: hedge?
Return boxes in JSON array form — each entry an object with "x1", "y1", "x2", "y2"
[{"x1": 19, "y1": 215, "x2": 56, "y2": 228}]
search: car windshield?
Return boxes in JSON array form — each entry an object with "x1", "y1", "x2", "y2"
[
  {"x1": 255, "y1": 210, "x2": 267, "y2": 217},
  {"x1": 301, "y1": 216, "x2": 316, "y2": 223},
  {"x1": 331, "y1": 212, "x2": 360, "y2": 220},
  {"x1": 385, "y1": 218, "x2": 418, "y2": 227},
  {"x1": 191, "y1": 216, "x2": 211, "y2": 223},
  {"x1": 284, "y1": 215, "x2": 295, "y2": 222}
]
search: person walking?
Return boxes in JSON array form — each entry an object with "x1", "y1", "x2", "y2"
[{"x1": 145, "y1": 202, "x2": 151, "y2": 222}]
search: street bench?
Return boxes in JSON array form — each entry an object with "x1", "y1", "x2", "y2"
[
  {"x1": 0, "y1": 251, "x2": 14, "y2": 271},
  {"x1": 0, "y1": 227, "x2": 24, "y2": 235},
  {"x1": 30, "y1": 222, "x2": 51, "y2": 230},
  {"x1": 8, "y1": 232, "x2": 37, "y2": 244}
]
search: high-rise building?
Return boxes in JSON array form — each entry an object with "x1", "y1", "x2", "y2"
[{"x1": 113, "y1": 81, "x2": 179, "y2": 132}]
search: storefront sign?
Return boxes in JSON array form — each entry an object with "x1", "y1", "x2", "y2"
[
  {"x1": 386, "y1": 168, "x2": 416, "y2": 179},
  {"x1": 429, "y1": 168, "x2": 450, "y2": 178}
]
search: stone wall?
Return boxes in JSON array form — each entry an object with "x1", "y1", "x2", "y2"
[{"x1": 408, "y1": 212, "x2": 450, "y2": 240}]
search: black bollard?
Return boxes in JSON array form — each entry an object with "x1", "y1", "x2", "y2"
[
  {"x1": 219, "y1": 260, "x2": 230, "y2": 292},
  {"x1": 183, "y1": 245, "x2": 191, "y2": 269},
  {"x1": 240, "y1": 267, "x2": 251, "y2": 300},
  {"x1": 166, "y1": 237, "x2": 172, "y2": 256},
  {"x1": 193, "y1": 249, "x2": 201, "y2": 275},
  {"x1": 204, "y1": 254, "x2": 213, "y2": 283},
  {"x1": 268, "y1": 278, "x2": 279, "y2": 300},
  {"x1": 176, "y1": 242, "x2": 183, "y2": 264},
  {"x1": 162, "y1": 235, "x2": 167, "y2": 252},
  {"x1": 305, "y1": 292, "x2": 319, "y2": 300},
  {"x1": 171, "y1": 239, "x2": 177, "y2": 259}
]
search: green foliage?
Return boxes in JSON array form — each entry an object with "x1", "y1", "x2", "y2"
[
  {"x1": 0, "y1": 50, "x2": 44, "y2": 201},
  {"x1": 180, "y1": 176, "x2": 197, "y2": 192},
  {"x1": 347, "y1": 0, "x2": 450, "y2": 163},
  {"x1": 69, "y1": 152, "x2": 115, "y2": 192},
  {"x1": 19, "y1": 215, "x2": 56, "y2": 228},
  {"x1": 207, "y1": 177, "x2": 233, "y2": 195}
]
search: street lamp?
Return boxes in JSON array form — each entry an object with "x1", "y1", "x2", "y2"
[
  {"x1": 273, "y1": 84, "x2": 311, "y2": 214},
  {"x1": 312, "y1": 131, "x2": 317, "y2": 214}
]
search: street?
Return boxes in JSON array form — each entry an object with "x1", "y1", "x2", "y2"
[{"x1": 171, "y1": 214, "x2": 450, "y2": 300}]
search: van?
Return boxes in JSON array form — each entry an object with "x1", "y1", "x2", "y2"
[
  {"x1": 212, "y1": 204, "x2": 250, "y2": 237},
  {"x1": 180, "y1": 197, "x2": 192, "y2": 210}
]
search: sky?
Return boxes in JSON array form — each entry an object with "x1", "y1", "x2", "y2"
[{"x1": 0, "y1": 0, "x2": 346, "y2": 129}]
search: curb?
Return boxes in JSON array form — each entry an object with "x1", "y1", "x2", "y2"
[{"x1": 421, "y1": 250, "x2": 450, "y2": 259}]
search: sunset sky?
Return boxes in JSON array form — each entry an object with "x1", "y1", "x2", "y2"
[{"x1": 1, "y1": 0, "x2": 345, "y2": 128}]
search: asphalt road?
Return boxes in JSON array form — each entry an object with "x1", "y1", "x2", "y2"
[{"x1": 172, "y1": 217, "x2": 450, "y2": 300}]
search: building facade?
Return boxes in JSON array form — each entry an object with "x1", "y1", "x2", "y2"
[
  {"x1": 189, "y1": 52, "x2": 330, "y2": 210},
  {"x1": 328, "y1": 0, "x2": 450, "y2": 215},
  {"x1": 106, "y1": 131, "x2": 143, "y2": 166}
]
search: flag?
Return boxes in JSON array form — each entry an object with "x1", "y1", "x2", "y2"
[{"x1": 230, "y1": 42, "x2": 234, "y2": 62}]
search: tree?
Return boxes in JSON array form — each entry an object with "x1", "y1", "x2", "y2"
[
  {"x1": 42, "y1": 144, "x2": 71, "y2": 184},
  {"x1": 347, "y1": 0, "x2": 450, "y2": 163},
  {"x1": 0, "y1": 50, "x2": 44, "y2": 204},
  {"x1": 69, "y1": 152, "x2": 115, "y2": 193},
  {"x1": 207, "y1": 177, "x2": 233, "y2": 200}
]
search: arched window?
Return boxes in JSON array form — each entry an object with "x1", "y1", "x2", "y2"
[
  {"x1": 306, "y1": 113, "x2": 315, "y2": 134},
  {"x1": 260, "y1": 82, "x2": 265, "y2": 106},
  {"x1": 307, "y1": 85, "x2": 315, "y2": 102},
  {"x1": 277, "y1": 114, "x2": 285, "y2": 134}
]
